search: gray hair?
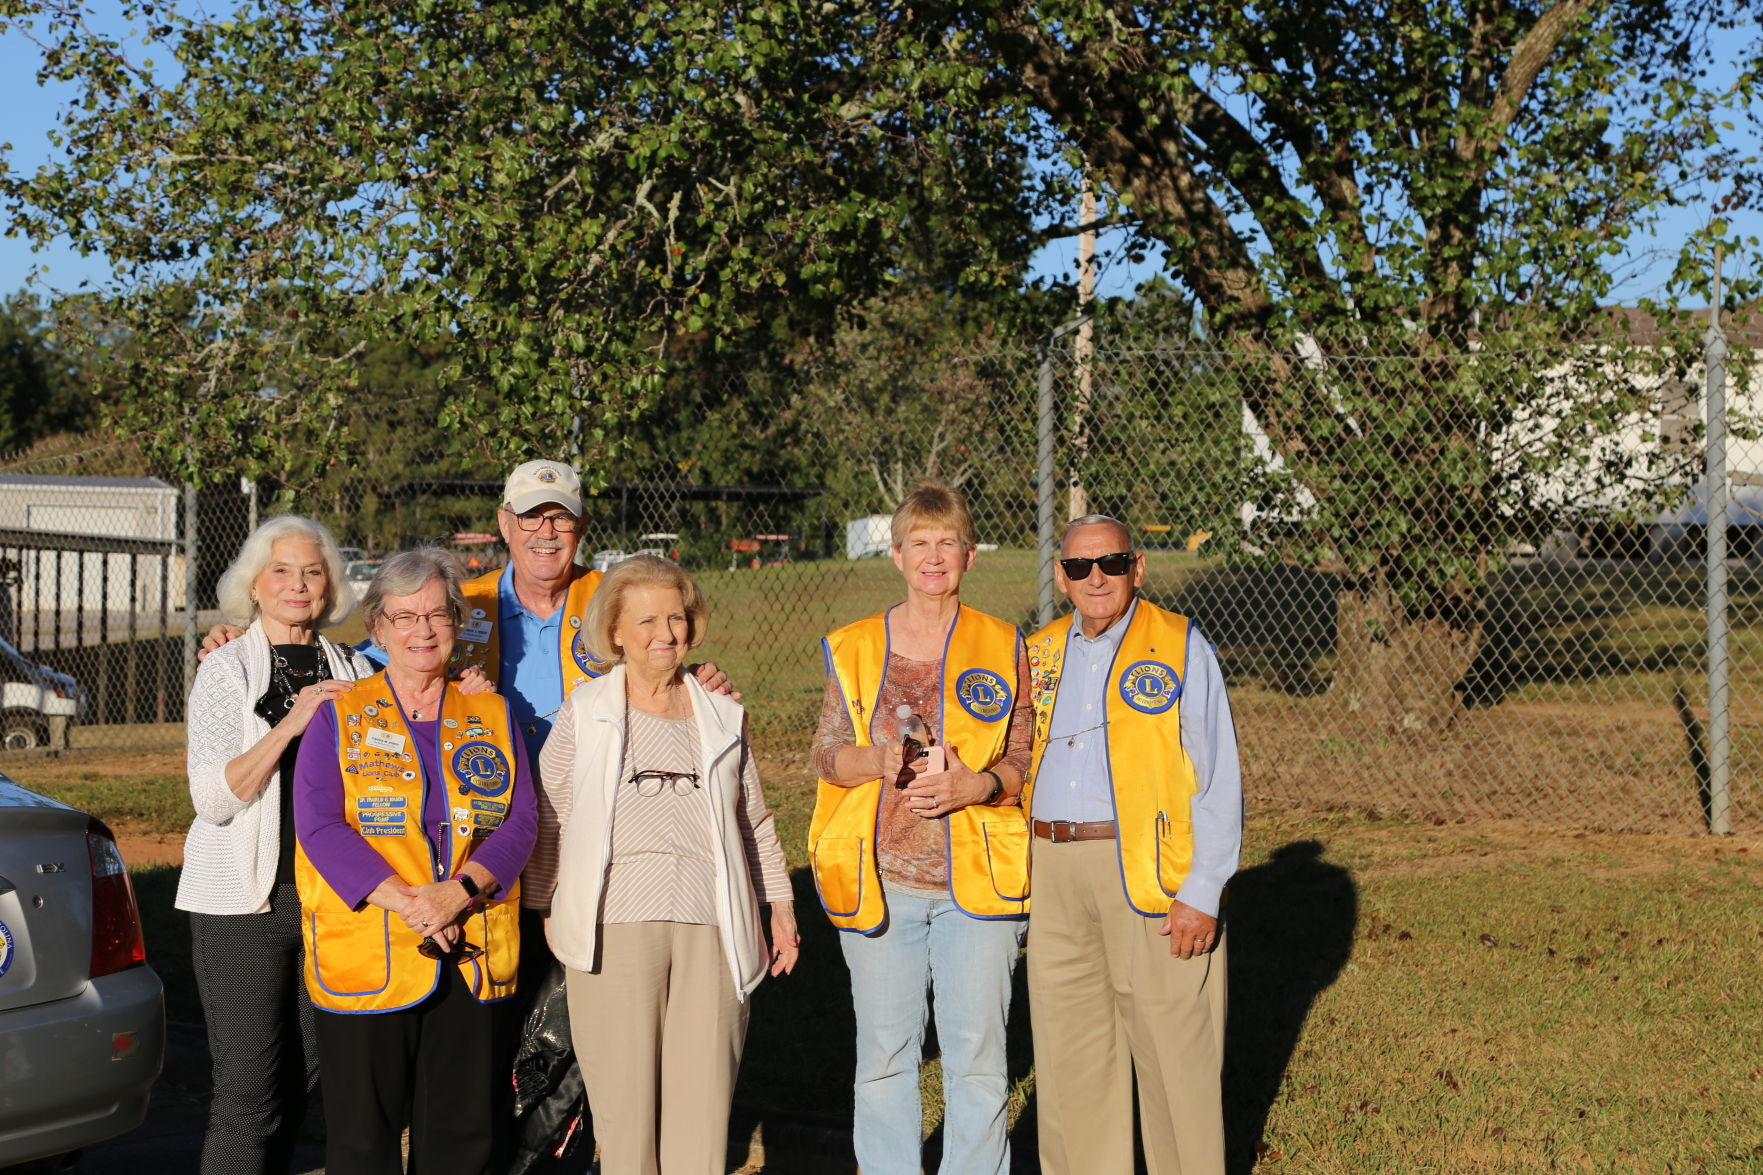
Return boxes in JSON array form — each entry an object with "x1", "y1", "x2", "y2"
[
  {"x1": 216, "y1": 515, "x2": 356, "y2": 628},
  {"x1": 1063, "y1": 513, "x2": 1133, "y2": 550},
  {"x1": 360, "y1": 546, "x2": 467, "y2": 629}
]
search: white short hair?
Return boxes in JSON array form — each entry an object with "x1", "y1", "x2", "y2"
[{"x1": 215, "y1": 515, "x2": 357, "y2": 628}]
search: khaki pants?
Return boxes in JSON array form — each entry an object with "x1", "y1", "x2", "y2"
[
  {"x1": 565, "y1": 922, "x2": 748, "y2": 1175},
  {"x1": 1027, "y1": 839, "x2": 1227, "y2": 1175}
]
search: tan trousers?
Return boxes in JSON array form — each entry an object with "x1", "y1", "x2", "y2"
[
  {"x1": 1027, "y1": 839, "x2": 1227, "y2": 1175},
  {"x1": 564, "y1": 921, "x2": 748, "y2": 1175}
]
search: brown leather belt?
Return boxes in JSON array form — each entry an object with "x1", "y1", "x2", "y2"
[{"x1": 1032, "y1": 819, "x2": 1118, "y2": 842}]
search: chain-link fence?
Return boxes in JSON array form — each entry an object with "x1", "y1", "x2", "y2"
[{"x1": 2, "y1": 319, "x2": 1757, "y2": 833}]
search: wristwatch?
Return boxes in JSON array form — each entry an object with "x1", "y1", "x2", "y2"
[
  {"x1": 982, "y1": 770, "x2": 1004, "y2": 805},
  {"x1": 453, "y1": 874, "x2": 482, "y2": 907}
]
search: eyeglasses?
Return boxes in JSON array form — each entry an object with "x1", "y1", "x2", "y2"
[
  {"x1": 506, "y1": 508, "x2": 581, "y2": 533},
  {"x1": 417, "y1": 938, "x2": 484, "y2": 963},
  {"x1": 1058, "y1": 551, "x2": 1137, "y2": 579},
  {"x1": 631, "y1": 769, "x2": 700, "y2": 797},
  {"x1": 382, "y1": 610, "x2": 458, "y2": 631}
]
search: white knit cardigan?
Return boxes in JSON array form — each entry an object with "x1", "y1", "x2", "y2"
[{"x1": 174, "y1": 621, "x2": 372, "y2": 916}]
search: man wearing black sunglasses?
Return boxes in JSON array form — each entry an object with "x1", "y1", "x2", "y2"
[{"x1": 1023, "y1": 515, "x2": 1242, "y2": 1175}]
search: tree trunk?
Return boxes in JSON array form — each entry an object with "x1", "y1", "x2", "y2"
[{"x1": 1332, "y1": 570, "x2": 1482, "y2": 733}]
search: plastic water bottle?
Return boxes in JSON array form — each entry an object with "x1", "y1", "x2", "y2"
[{"x1": 895, "y1": 705, "x2": 929, "y2": 786}]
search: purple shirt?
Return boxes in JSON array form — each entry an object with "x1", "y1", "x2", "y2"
[{"x1": 293, "y1": 701, "x2": 537, "y2": 911}]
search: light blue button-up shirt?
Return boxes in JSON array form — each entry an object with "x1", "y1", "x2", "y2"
[{"x1": 1031, "y1": 598, "x2": 1243, "y2": 916}]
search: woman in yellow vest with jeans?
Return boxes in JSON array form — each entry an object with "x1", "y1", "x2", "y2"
[
  {"x1": 292, "y1": 547, "x2": 536, "y2": 1175},
  {"x1": 809, "y1": 481, "x2": 1033, "y2": 1175}
]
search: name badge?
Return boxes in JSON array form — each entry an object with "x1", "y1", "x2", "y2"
[
  {"x1": 364, "y1": 728, "x2": 407, "y2": 754},
  {"x1": 460, "y1": 618, "x2": 494, "y2": 644}
]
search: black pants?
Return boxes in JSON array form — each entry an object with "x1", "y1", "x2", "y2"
[
  {"x1": 189, "y1": 881, "x2": 317, "y2": 1175},
  {"x1": 314, "y1": 966, "x2": 500, "y2": 1175}
]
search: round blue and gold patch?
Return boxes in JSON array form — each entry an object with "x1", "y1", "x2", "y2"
[
  {"x1": 572, "y1": 632, "x2": 610, "y2": 678},
  {"x1": 0, "y1": 917, "x2": 12, "y2": 980},
  {"x1": 1117, "y1": 660, "x2": 1181, "y2": 714},
  {"x1": 955, "y1": 668, "x2": 1012, "y2": 722},
  {"x1": 452, "y1": 741, "x2": 512, "y2": 797}
]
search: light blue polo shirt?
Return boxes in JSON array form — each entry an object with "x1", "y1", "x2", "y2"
[
  {"x1": 353, "y1": 572, "x2": 565, "y2": 766},
  {"x1": 1031, "y1": 598, "x2": 1244, "y2": 916},
  {"x1": 497, "y1": 572, "x2": 565, "y2": 765}
]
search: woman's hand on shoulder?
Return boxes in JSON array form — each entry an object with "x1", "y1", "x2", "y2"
[
  {"x1": 197, "y1": 623, "x2": 246, "y2": 662},
  {"x1": 453, "y1": 664, "x2": 495, "y2": 696},
  {"x1": 767, "y1": 901, "x2": 800, "y2": 976},
  {"x1": 688, "y1": 661, "x2": 739, "y2": 700}
]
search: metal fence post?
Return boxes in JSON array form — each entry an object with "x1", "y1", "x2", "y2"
[
  {"x1": 1036, "y1": 316, "x2": 1093, "y2": 628},
  {"x1": 1036, "y1": 333, "x2": 1058, "y2": 628},
  {"x1": 1704, "y1": 251, "x2": 1731, "y2": 835},
  {"x1": 183, "y1": 482, "x2": 199, "y2": 705}
]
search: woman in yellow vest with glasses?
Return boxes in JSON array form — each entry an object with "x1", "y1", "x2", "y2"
[
  {"x1": 292, "y1": 547, "x2": 536, "y2": 1175},
  {"x1": 808, "y1": 480, "x2": 1033, "y2": 1175}
]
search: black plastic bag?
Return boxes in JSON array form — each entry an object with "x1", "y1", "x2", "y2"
[{"x1": 507, "y1": 962, "x2": 588, "y2": 1174}]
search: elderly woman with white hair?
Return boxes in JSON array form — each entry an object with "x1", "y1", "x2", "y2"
[
  {"x1": 175, "y1": 514, "x2": 373, "y2": 1175},
  {"x1": 528, "y1": 554, "x2": 798, "y2": 1175}
]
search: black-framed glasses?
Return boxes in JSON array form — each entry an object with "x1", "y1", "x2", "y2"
[
  {"x1": 631, "y1": 769, "x2": 700, "y2": 797},
  {"x1": 417, "y1": 938, "x2": 485, "y2": 963},
  {"x1": 1058, "y1": 551, "x2": 1136, "y2": 579},
  {"x1": 505, "y1": 508, "x2": 581, "y2": 533}
]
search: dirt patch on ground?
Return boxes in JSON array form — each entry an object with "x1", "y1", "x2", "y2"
[{"x1": 117, "y1": 832, "x2": 186, "y2": 869}]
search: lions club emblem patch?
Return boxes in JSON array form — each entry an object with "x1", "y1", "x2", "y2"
[
  {"x1": 955, "y1": 668, "x2": 1012, "y2": 722},
  {"x1": 1117, "y1": 660, "x2": 1180, "y2": 714},
  {"x1": 452, "y1": 741, "x2": 512, "y2": 798},
  {"x1": 572, "y1": 632, "x2": 609, "y2": 678}
]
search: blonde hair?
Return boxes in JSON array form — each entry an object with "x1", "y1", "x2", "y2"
[
  {"x1": 582, "y1": 554, "x2": 709, "y2": 662},
  {"x1": 889, "y1": 479, "x2": 976, "y2": 550},
  {"x1": 216, "y1": 515, "x2": 356, "y2": 628}
]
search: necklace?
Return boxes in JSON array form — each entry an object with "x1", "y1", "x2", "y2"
[{"x1": 257, "y1": 642, "x2": 329, "y2": 725}]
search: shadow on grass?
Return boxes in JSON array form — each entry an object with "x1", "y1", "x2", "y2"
[{"x1": 1223, "y1": 840, "x2": 1356, "y2": 1175}]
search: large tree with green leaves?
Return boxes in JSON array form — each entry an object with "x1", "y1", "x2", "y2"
[
  {"x1": 966, "y1": 0, "x2": 1757, "y2": 728},
  {"x1": 1, "y1": 0, "x2": 1038, "y2": 478},
  {"x1": 3, "y1": 0, "x2": 1756, "y2": 727},
  {"x1": 0, "y1": 292, "x2": 95, "y2": 453}
]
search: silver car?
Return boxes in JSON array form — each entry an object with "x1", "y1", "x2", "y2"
[{"x1": 0, "y1": 774, "x2": 165, "y2": 1170}]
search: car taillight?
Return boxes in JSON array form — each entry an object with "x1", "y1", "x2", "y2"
[{"x1": 86, "y1": 817, "x2": 146, "y2": 977}]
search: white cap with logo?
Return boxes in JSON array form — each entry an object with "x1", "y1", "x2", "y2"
[{"x1": 503, "y1": 460, "x2": 583, "y2": 516}]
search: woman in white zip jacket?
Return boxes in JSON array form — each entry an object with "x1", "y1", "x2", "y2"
[
  {"x1": 174, "y1": 516, "x2": 372, "y2": 1175},
  {"x1": 528, "y1": 555, "x2": 798, "y2": 1175}
]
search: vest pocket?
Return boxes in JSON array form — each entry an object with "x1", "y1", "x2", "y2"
[
  {"x1": 474, "y1": 905, "x2": 521, "y2": 994},
  {"x1": 981, "y1": 821, "x2": 1031, "y2": 902},
  {"x1": 810, "y1": 837, "x2": 865, "y2": 918},
  {"x1": 1155, "y1": 812, "x2": 1194, "y2": 897},
  {"x1": 310, "y1": 910, "x2": 394, "y2": 998}
]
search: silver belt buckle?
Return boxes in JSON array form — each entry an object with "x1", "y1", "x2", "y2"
[{"x1": 1049, "y1": 820, "x2": 1078, "y2": 843}]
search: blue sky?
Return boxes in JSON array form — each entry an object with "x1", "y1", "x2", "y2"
[{"x1": 2, "y1": 10, "x2": 1756, "y2": 306}]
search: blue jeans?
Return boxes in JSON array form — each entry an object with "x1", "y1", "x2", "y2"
[{"x1": 838, "y1": 891, "x2": 1024, "y2": 1175}]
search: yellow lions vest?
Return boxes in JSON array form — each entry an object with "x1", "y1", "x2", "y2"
[
  {"x1": 451, "y1": 566, "x2": 607, "y2": 696},
  {"x1": 809, "y1": 605, "x2": 1030, "y2": 932},
  {"x1": 1026, "y1": 601, "x2": 1198, "y2": 916},
  {"x1": 296, "y1": 673, "x2": 522, "y2": 1012}
]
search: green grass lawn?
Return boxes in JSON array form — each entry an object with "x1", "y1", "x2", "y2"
[{"x1": 33, "y1": 763, "x2": 1763, "y2": 1172}]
